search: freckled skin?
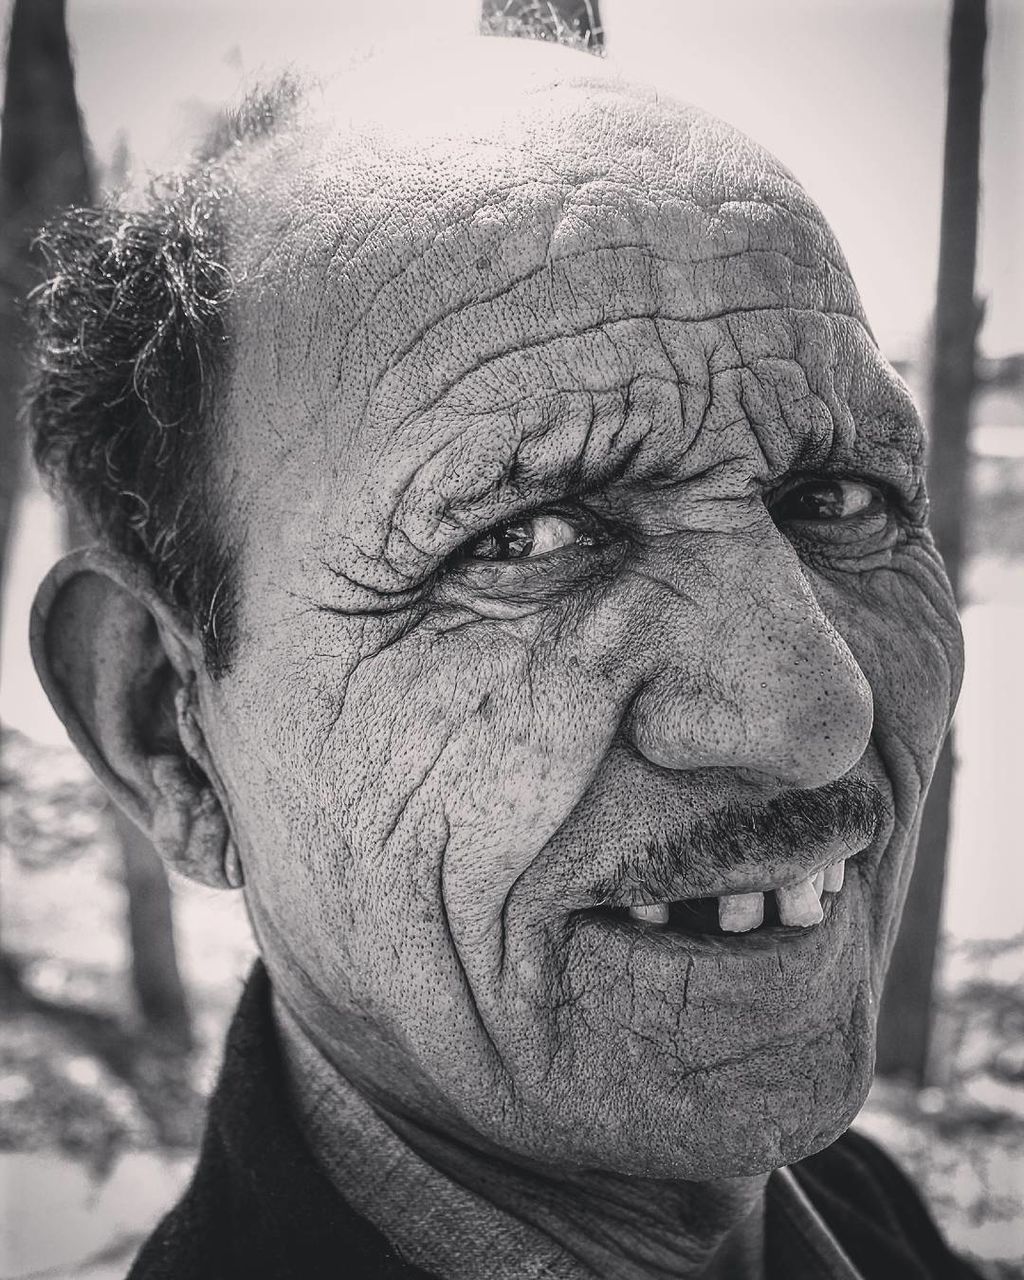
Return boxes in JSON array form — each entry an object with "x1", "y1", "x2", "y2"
[{"x1": 195, "y1": 40, "x2": 961, "y2": 1246}]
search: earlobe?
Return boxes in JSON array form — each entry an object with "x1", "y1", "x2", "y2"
[{"x1": 30, "y1": 548, "x2": 239, "y2": 890}]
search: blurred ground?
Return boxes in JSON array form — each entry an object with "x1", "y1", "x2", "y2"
[
  {"x1": 0, "y1": 728, "x2": 256, "y2": 1279},
  {"x1": 2, "y1": 431, "x2": 1023, "y2": 1278}
]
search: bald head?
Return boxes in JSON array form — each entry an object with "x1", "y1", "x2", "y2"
[
  {"x1": 214, "y1": 40, "x2": 876, "y2": 613},
  {"x1": 224, "y1": 38, "x2": 866, "y2": 337}
]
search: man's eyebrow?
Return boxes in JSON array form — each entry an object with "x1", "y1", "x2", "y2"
[
  {"x1": 430, "y1": 425, "x2": 652, "y2": 527},
  {"x1": 777, "y1": 385, "x2": 926, "y2": 483},
  {"x1": 844, "y1": 407, "x2": 928, "y2": 485},
  {"x1": 426, "y1": 466, "x2": 605, "y2": 543}
]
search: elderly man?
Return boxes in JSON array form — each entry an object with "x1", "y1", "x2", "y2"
[{"x1": 28, "y1": 32, "x2": 970, "y2": 1280}]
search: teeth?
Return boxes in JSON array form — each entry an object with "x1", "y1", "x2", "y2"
[
  {"x1": 718, "y1": 892, "x2": 765, "y2": 933},
  {"x1": 629, "y1": 902, "x2": 669, "y2": 925},
  {"x1": 625, "y1": 863, "x2": 847, "y2": 936},
  {"x1": 775, "y1": 879, "x2": 824, "y2": 927},
  {"x1": 823, "y1": 861, "x2": 845, "y2": 893}
]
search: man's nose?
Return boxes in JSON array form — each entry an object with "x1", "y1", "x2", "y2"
[{"x1": 622, "y1": 537, "x2": 874, "y2": 790}]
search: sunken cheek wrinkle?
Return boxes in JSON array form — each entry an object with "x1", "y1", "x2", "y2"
[{"x1": 431, "y1": 612, "x2": 615, "y2": 964}]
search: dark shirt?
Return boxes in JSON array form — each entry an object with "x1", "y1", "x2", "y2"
[{"x1": 128, "y1": 964, "x2": 981, "y2": 1279}]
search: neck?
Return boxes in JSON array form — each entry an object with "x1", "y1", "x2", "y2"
[
  {"x1": 273, "y1": 995, "x2": 767, "y2": 1280},
  {"x1": 382, "y1": 1106, "x2": 767, "y2": 1279}
]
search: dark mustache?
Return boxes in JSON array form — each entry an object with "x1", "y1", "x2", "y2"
[{"x1": 592, "y1": 777, "x2": 886, "y2": 906}]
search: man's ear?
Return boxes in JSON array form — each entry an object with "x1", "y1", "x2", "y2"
[{"x1": 30, "y1": 547, "x2": 240, "y2": 890}]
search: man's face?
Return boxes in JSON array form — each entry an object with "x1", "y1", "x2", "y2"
[{"x1": 200, "y1": 62, "x2": 962, "y2": 1179}]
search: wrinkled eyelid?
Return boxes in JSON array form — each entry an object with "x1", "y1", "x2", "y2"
[
  {"x1": 873, "y1": 473, "x2": 928, "y2": 524},
  {"x1": 901, "y1": 473, "x2": 930, "y2": 524}
]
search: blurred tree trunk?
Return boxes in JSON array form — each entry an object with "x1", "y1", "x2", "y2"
[
  {"x1": 114, "y1": 807, "x2": 192, "y2": 1048},
  {"x1": 480, "y1": 0, "x2": 604, "y2": 49},
  {"x1": 876, "y1": 0, "x2": 986, "y2": 1085},
  {"x1": 0, "y1": 0, "x2": 192, "y2": 1051},
  {"x1": 0, "y1": 0, "x2": 90, "y2": 611}
]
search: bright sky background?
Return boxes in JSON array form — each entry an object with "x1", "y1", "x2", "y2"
[{"x1": 34, "y1": 0, "x2": 1020, "y2": 359}]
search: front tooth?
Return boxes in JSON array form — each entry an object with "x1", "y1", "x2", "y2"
[
  {"x1": 775, "y1": 879, "x2": 824, "y2": 927},
  {"x1": 823, "y1": 861, "x2": 845, "y2": 893},
  {"x1": 629, "y1": 902, "x2": 669, "y2": 925},
  {"x1": 718, "y1": 892, "x2": 765, "y2": 933},
  {"x1": 812, "y1": 870, "x2": 825, "y2": 899}
]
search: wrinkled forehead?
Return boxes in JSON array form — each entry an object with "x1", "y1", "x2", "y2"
[
  {"x1": 215, "y1": 45, "x2": 910, "y2": 532},
  {"x1": 224, "y1": 44, "x2": 868, "y2": 363}
]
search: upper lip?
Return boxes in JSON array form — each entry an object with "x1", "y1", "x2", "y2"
[{"x1": 590, "y1": 827, "x2": 879, "y2": 909}]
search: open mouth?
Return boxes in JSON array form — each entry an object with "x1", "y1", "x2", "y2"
[{"x1": 600, "y1": 862, "x2": 849, "y2": 939}]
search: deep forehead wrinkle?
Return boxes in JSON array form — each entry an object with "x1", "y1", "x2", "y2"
[
  {"x1": 238, "y1": 176, "x2": 869, "y2": 464},
  {"x1": 223, "y1": 51, "x2": 869, "y2": 414}
]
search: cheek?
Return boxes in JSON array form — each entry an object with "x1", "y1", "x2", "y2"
[
  {"x1": 814, "y1": 568, "x2": 960, "y2": 805},
  {"x1": 319, "y1": 625, "x2": 621, "y2": 945},
  {"x1": 813, "y1": 568, "x2": 961, "y2": 974},
  {"x1": 212, "y1": 616, "x2": 624, "y2": 1001}
]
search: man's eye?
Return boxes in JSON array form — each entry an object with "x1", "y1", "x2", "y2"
[
  {"x1": 770, "y1": 478, "x2": 883, "y2": 524},
  {"x1": 460, "y1": 514, "x2": 596, "y2": 562}
]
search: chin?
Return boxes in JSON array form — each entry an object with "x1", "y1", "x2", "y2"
[
  {"x1": 513, "y1": 1022, "x2": 877, "y2": 1182},
  {"x1": 664, "y1": 1033, "x2": 878, "y2": 1179}
]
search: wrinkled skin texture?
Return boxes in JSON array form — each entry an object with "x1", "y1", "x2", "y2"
[{"x1": 193, "y1": 41, "x2": 961, "y2": 1235}]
